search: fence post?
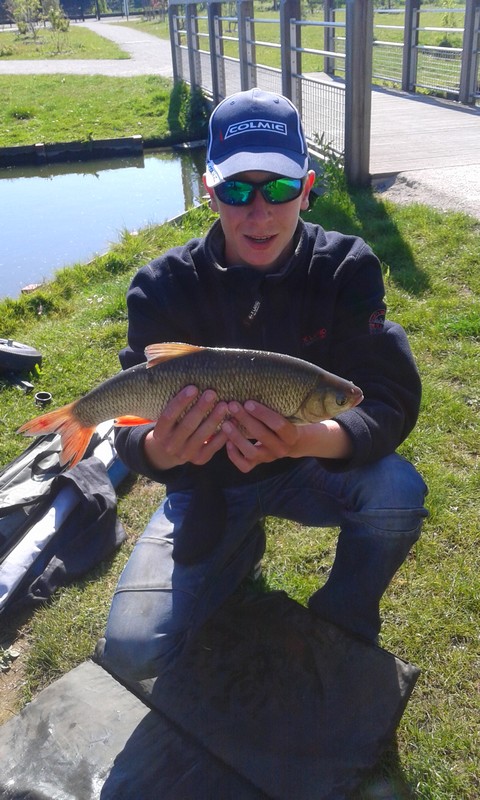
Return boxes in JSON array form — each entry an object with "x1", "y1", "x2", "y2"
[
  {"x1": 186, "y1": 2, "x2": 201, "y2": 89},
  {"x1": 237, "y1": 0, "x2": 256, "y2": 90},
  {"x1": 344, "y1": 0, "x2": 372, "y2": 188},
  {"x1": 280, "y1": 0, "x2": 301, "y2": 101},
  {"x1": 323, "y1": 0, "x2": 336, "y2": 77},
  {"x1": 168, "y1": 3, "x2": 182, "y2": 84},
  {"x1": 208, "y1": 1, "x2": 226, "y2": 103},
  {"x1": 459, "y1": 0, "x2": 480, "y2": 105},
  {"x1": 402, "y1": 0, "x2": 420, "y2": 92}
]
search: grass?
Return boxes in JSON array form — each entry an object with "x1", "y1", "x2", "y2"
[
  {"x1": 0, "y1": 75, "x2": 210, "y2": 146},
  {"x1": 0, "y1": 24, "x2": 129, "y2": 59},
  {"x1": 0, "y1": 30, "x2": 478, "y2": 795},
  {"x1": 1, "y1": 181, "x2": 479, "y2": 798}
]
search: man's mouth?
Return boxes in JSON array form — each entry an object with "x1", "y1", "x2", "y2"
[{"x1": 246, "y1": 234, "x2": 275, "y2": 244}]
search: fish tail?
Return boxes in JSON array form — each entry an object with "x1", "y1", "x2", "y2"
[{"x1": 17, "y1": 401, "x2": 96, "y2": 468}]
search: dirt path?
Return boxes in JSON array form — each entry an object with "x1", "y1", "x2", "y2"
[{"x1": 0, "y1": 611, "x2": 31, "y2": 725}]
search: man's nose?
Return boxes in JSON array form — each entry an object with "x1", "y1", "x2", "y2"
[{"x1": 247, "y1": 190, "x2": 272, "y2": 214}]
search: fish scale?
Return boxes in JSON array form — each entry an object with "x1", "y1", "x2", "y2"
[{"x1": 76, "y1": 350, "x2": 323, "y2": 425}]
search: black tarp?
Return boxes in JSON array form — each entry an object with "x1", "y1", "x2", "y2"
[
  {"x1": 0, "y1": 591, "x2": 420, "y2": 799},
  {"x1": 0, "y1": 423, "x2": 129, "y2": 615}
]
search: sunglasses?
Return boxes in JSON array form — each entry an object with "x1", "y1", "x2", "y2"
[{"x1": 214, "y1": 177, "x2": 304, "y2": 206}]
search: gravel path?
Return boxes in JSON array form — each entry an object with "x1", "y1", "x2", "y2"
[{"x1": 373, "y1": 166, "x2": 480, "y2": 221}]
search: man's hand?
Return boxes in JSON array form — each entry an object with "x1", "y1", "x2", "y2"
[
  {"x1": 144, "y1": 386, "x2": 228, "y2": 470},
  {"x1": 222, "y1": 401, "x2": 300, "y2": 473},
  {"x1": 222, "y1": 400, "x2": 354, "y2": 473}
]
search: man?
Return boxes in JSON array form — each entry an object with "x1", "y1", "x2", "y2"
[{"x1": 99, "y1": 88, "x2": 428, "y2": 681}]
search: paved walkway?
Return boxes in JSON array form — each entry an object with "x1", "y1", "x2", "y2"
[
  {"x1": 0, "y1": 19, "x2": 174, "y2": 76},
  {"x1": 2, "y1": 19, "x2": 480, "y2": 218}
]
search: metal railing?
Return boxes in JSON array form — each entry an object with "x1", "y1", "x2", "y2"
[
  {"x1": 359, "y1": 0, "x2": 479, "y2": 105},
  {"x1": 306, "y1": 1, "x2": 479, "y2": 105},
  {"x1": 169, "y1": 0, "x2": 372, "y2": 187},
  {"x1": 168, "y1": 0, "x2": 479, "y2": 187}
]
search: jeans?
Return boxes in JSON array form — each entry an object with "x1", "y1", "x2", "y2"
[{"x1": 101, "y1": 454, "x2": 428, "y2": 681}]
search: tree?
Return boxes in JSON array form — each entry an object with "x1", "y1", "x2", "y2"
[{"x1": 8, "y1": 0, "x2": 42, "y2": 37}]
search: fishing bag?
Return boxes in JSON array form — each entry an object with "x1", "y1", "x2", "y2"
[{"x1": 0, "y1": 422, "x2": 129, "y2": 616}]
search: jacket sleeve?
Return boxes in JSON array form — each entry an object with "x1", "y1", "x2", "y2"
[
  {"x1": 113, "y1": 253, "x2": 196, "y2": 482},
  {"x1": 322, "y1": 320, "x2": 422, "y2": 471},
  {"x1": 311, "y1": 231, "x2": 422, "y2": 471}
]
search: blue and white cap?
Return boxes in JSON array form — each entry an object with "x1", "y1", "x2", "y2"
[{"x1": 205, "y1": 88, "x2": 309, "y2": 187}]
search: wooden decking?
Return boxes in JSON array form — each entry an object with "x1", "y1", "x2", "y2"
[{"x1": 370, "y1": 88, "x2": 480, "y2": 177}]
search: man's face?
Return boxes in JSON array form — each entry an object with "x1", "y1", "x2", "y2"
[{"x1": 203, "y1": 170, "x2": 316, "y2": 272}]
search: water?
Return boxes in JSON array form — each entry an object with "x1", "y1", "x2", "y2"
[{"x1": 0, "y1": 147, "x2": 207, "y2": 299}]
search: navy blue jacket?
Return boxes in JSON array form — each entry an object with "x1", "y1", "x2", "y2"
[{"x1": 114, "y1": 220, "x2": 421, "y2": 489}]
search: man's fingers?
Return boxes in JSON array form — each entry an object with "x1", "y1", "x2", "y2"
[
  {"x1": 146, "y1": 386, "x2": 227, "y2": 464},
  {"x1": 154, "y1": 385, "x2": 198, "y2": 430},
  {"x1": 227, "y1": 401, "x2": 297, "y2": 446}
]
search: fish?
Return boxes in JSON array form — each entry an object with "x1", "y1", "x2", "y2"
[{"x1": 17, "y1": 342, "x2": 363, "y2": 468}]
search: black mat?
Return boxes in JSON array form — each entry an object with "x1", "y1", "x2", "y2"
[{"x1": 0, "y1": 591, "x2": 419, "y2": 800}]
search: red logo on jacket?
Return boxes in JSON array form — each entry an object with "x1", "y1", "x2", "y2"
[{"x1": 369, "y1": 309, "x2": 385, "y2": 334}]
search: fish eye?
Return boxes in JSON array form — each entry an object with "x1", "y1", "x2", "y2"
[{"x1": 336, "y1": 393, "x2": 348, "y2": 407}]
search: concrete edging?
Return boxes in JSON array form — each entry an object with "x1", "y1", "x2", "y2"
[{"x1": 0, "y1": 135, "x2": 143, "y2": 168}]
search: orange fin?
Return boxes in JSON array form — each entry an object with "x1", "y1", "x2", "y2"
[
  {"x1": 145, "y1": 342, "x2": 204, "y2": 369},
  {"x1": 114, "y1": 415, "x2": 154, "y2": 426},
  {"x1": 17, "y1": 401, "x2": 95, "y2": 468}
]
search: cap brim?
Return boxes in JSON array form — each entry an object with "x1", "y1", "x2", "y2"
[{"x1": 205, "y1": 148, "x2": 308, "y2": 187}]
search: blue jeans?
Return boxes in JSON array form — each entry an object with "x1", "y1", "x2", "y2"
[{"x1": 101, "y1": 454, "x2": 428, "y2": 681}]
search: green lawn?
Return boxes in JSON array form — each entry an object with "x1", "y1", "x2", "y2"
[
  {"x1": 0, "y1": 181, "x2": 479, "y2": 798},
  {"x1": 0, "y1": 74, "x2": 193, "y2": 146},
  {"x1": 0, "y1": 24, "x2": 129, "y2": 59}
]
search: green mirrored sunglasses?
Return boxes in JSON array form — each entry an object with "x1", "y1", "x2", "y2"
[{"x1": 214, "y1": 177, "x2": 304, "y2": 206}]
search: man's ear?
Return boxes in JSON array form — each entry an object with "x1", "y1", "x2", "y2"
[
  {"x1": 300, "y1": 170, "x2": 316, "y2": 211},
  {"x1": 202, "y1": 174, "x2": 219, "y2": 212}
]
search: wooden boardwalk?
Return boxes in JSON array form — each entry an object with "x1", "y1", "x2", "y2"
[{"x1": 370, "y1": 87, "x2": 480, "y2": 177}]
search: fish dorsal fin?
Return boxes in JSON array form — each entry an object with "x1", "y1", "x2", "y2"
[{"x1": 145, "y1": 342, "x2": 205, "y2": 369}]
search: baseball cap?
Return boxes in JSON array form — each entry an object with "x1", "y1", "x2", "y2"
[{"x1": 205, "y1": 88, "x2": 309, "y2": 187}]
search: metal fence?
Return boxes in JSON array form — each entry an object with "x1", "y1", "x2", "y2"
[
  {"x1": 282, "y1": 0, "x2": 479, "y2": 105},
  {"x1": 168, "y1": 0, "x2": 372, "y2": 186},
  {"x1": 168, "y1": 0, "x2": 479, "y2": 186},
  {"x1": 355, "y1": 0, "x2": 479, "y2": 105}
]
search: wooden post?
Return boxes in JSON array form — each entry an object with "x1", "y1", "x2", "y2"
[
  {"x1": 402, "y1": 0, "x2": 420, "y2": 93},
  {"x1": 186, "y1": 3, "x2": 201, "y2": 90},
  {"x1": 344, "y1": 0, "x2": 373, "y2": 187},
  {"x1": 459, "y1": 0, "x2": 480, "y2": 105},
  {"x1": 168, "y1": 4, "x2": 181, "y2": 84},
  {"x1": 280, "y1": 0, "x2": 301, "y2": 101},
  {"x1": 208, "y1": 1, "x2": 226, "y2": 103},
  {"x1": 237, "y1": 0, "x2": 256, "y2": 90},
  {"x1": 323, "y1": 0, "x2": 336, "y2": 77}
]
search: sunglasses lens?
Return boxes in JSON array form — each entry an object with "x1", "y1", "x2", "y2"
[
  {"x1": 262, "y1": 178, "x2": 303, "y2": 204},
  {"x1": 214, "y1": 181, "x2": 254, "y2": 206},
  {"x1": 214, "y1": 178, "x2": 304, "y2": 206}
]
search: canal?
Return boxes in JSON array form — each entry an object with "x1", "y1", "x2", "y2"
[{"x1": 0, "y1": 147, "x2": 206, "y2": 300}]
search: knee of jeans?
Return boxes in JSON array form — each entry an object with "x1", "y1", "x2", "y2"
[
  {"x1": 99, "y1": 629, "x2": 187, "y2": 682},
  {"x1": 360, "y1": 455, "x2": 428, "y2": 511}
]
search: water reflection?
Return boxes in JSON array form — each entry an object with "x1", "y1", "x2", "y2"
[{"x1": 0, "y1": 147, "x2": 207, "y2": 299}]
